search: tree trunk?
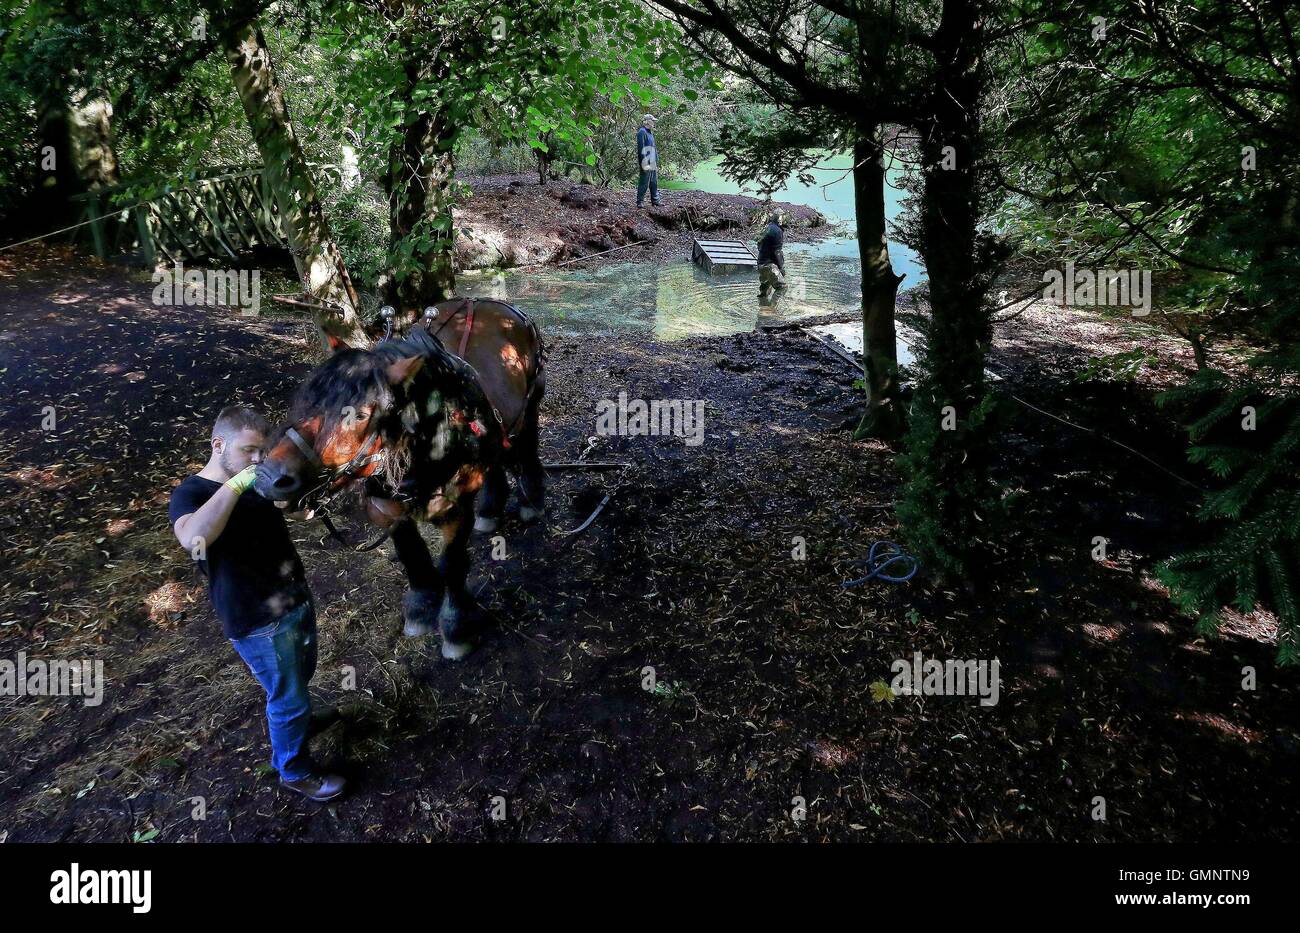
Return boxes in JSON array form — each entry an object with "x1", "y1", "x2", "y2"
[
  {"x1": 384, "y1": 96, "x2": 458, "y2": 319},
  {"x1": 852, "y1": 126, "x2": 906, "y2": 440},
  {"x1": 536, "y1": 130, "x2": 555, "y2": 186},
  {"x1": 223, "y1": 20, "x2": 368, "y2": 350},
  {"x1": 31, "y1": 1, "x2": 120, "y2": 229},
  {"x1": 896, "y1": 0, "x2": 998, "y2": 581},
  {"x1": 920, "y1": 0, "x2": 991, "y2": 422},
  {"x1": 35, "y1": 88, "x2": 121, "y2": 228}
]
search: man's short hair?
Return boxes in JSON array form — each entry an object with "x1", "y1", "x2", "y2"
[{"x1": 213, "y1": 405, "x2": 269, "y2": 440}]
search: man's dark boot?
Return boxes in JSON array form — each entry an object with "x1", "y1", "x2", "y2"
[
  {"x1": 307, "y1": 706, "x2": 341, "y2": 738},
  {"x1": 281, "y1": 773, "x2": 347, "y2": 802}
]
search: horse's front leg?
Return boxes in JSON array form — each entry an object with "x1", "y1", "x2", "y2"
[
  {"x1": 434, "y1": 492, "x2": 481, "y2": 660},
  {"x1": 372, "y1": 496, "x2": 442, "y2": 638}
]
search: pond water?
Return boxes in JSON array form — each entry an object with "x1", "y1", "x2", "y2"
[{"x1": 459, "y1": 151, "x2": 923, "y2": 350}]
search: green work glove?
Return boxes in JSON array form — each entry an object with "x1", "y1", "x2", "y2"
[{"x1": 224, "y1": 465, "x2": 258, "y2": 495}]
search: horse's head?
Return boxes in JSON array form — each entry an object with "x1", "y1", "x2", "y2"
[{"x1": 255, "y1": 338, "x2": 434, "y2": 511}]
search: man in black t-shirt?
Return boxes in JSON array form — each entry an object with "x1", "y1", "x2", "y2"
[{"x1": 169, "y1": 405, "x2": 345, "y2": 802}]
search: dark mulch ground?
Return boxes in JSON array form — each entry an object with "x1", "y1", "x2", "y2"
[
  {"x1": 0, "y1": 244, "x2": 1296, "y2": 842},
  {"x1": 455, "y1": 174, "x2": 833, "y2": 271}
]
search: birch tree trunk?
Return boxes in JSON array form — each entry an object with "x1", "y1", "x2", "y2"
[{"x1": 223, "y1": 20, "x2": 369, "y2": 350}]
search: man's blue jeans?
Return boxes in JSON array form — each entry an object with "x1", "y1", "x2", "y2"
[
  {"x1": 230, "y1": 601, "x2": 317, "y2": 781},
  {"x1": 637, "y1": 170, "x2": 659, "y2": 206}
]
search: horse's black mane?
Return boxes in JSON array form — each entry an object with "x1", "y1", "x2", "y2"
[
  {"x1": 375, "y1": 326, "x2": 448, "y2": 365},
  {"x1": 288, "y1": 327, "x2": 481, "y2": 429}
]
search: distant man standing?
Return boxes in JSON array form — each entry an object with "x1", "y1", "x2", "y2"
[
  {"x1": 168, "y1": 405, "x2": 344, "y2": 802},
  {"x1": 757, "y1": 213, "x2": 787, "y2": 298},
  {"x1": 636, "y1": 114, "x2": 662, "y2": 208}
]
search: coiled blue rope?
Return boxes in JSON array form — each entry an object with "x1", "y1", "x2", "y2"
[{"x1": 841, "y1": 540, "x2": 918, "y2": 588}]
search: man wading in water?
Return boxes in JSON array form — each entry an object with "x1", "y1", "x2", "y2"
[
  {"x1": 168, "y1": 405, "x2": 344, "y2": 802},
  {"x1": 757, "y1": 213, "x2": 787, "y2": 299}
]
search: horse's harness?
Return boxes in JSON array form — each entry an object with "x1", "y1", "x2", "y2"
[{"x1": 423, "y1": 296, "x2": 546, "y2": 448}]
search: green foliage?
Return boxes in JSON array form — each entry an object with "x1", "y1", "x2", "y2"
[
  {"x1": 324, "y1": 180, "x2": 390, "y2": 297},
  {"x1": 0, "y1": 77, "x2": 36, "y2": 221},
  {"x1": 869, "y1": 679, "x2": 896, "y2": 704},
  {"x1": 0, "y1": 2, "x2": 43, "y2": 219},
  {"x1": 896, "y1": 378, "x2": 1005, "y2": 582},
  {"x1": 997, "y1": 0, "x2": 1300, "y2": 660},
  {"x1": 315, "y1": 0, "x2": 690, "y2": 183},
  {"x1": 1074, "y1": 349, "x2": 1157, "y2": 383},
  {"x1": 716, "y1": 100, "x2": 830, "y2": 197},
  {"x1": 308, "y1": 0, "x2": 695, "y2": 296},
  {"x1": 455, "y1": 65, "x2": 723, "y2": 188},
  {"x1": 1156, "y1": 362, "x2": 1300, "y2": 664},
  {"x1": 558, "y1": 70, "x2": 723, "y2": 187}
]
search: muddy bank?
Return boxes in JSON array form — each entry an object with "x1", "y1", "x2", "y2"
[
  {"x1": 453, "y1": 174, "x2": 832, "y2": 272},
  {"x1": 0, "y1": 244, "x2": 1296, "y2": 842}
]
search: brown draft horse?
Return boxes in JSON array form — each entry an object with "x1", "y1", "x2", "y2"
[{"x1": 254, "y1": 298, "x2": 545, "y2": 659}]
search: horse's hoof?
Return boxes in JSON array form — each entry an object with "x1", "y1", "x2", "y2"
[
  {"x1": 473, "y1": 515, "x2": 500, "y2": 533},
  {"x1": 519, "y1": 505, "x2": 544, "y2": 524},
  {"x1": 403, "y1": 619, "x2": 436, "y2": 637},
  {"x1": 439, "y1": 599, "x2": 481, "y2": 660},
  {"x1": 402, "y1": 589, "x2": 440, "y2": 638},
  {"x1": 440, "y1": 638, "x2": 476, "y2": 660}
]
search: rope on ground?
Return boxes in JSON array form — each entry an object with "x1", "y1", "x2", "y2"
[
  {"x1": 799, "y1": 326, "x2": 1203, "y2": 493},
  {"x1": 559, "y1": 486, "x2": 622, "y2": 539},
  {"x1": 841, "y1": 540, "x2": 918, "y2": 587},
  {"x1": 511, "y1": 239, "x2": 647, "y2": 272},
  {"x1": 1007, "y1": 393, "x2": 1203, "y2": 491}
]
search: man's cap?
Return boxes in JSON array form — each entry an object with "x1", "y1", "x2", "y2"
[{"x1": 642, "y1": 114, "x2": 657, "y2": 124}]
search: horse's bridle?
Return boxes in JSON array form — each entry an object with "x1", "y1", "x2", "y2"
[{"x1": 283, "y1": 425, "x2": 384, "y2": 514}]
